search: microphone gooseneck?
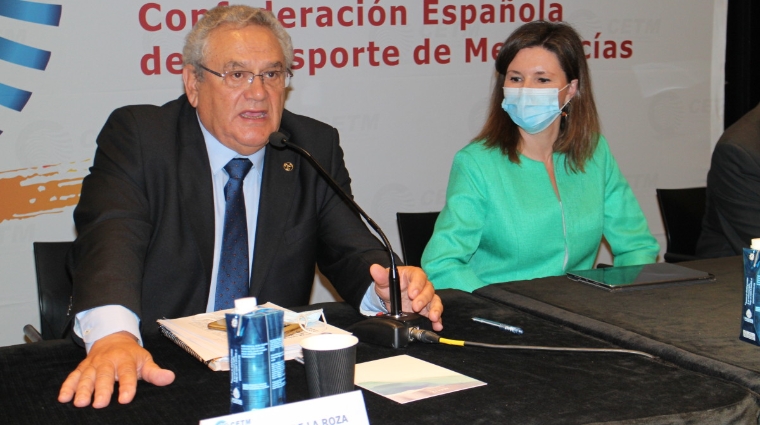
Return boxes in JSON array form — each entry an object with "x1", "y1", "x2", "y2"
[
  {"x1": 268, "y1": 132, "x2": 429, "y2": 347},
  {"x1": 268, "y1": 131, "x2": 401, "y2": 315}
]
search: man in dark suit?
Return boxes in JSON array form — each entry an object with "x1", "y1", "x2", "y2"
[
  {"x1": 697, "y1": 102, "x2": 760, "y2": 258},
  {"x1": 58, "y1": 6, "x2": 443, "y2": 409}
]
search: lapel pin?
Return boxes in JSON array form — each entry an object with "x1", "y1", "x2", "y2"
[{"x1": 283, "y1": 162, "x2": 294, "y2": 171}]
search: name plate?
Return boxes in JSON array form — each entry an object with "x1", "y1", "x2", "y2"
[{"x1": 199, "y1": 390, "x2": 369, "y2": 425}]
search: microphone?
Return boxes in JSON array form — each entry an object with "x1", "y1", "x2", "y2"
[{"x1": 268, "y1": 131, "x2": 431, "y2": 348}]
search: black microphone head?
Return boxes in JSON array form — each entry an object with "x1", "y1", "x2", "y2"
[{"x1": 268, "y1": 132, "x2": 288, "y2": 148}]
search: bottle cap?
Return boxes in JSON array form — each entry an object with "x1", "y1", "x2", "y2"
[
  {"x1": 752, "y1": 238, "x2": 760, "y2": 250},
  {"x1": 234, "y1": 297, "x2": 258, "y2": 314}
]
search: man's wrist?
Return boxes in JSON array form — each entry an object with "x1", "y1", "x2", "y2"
[
  {"x1": 376, "y1": 293, "x2": 389, "y2": 313},
  {"x1": 74, "y1": 305, "x2": 142, "y2": 353},
  {"x1": 359, "y1": 282, "x2": 389, "y2": 315}
]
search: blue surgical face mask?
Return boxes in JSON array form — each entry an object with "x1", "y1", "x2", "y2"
[{"x1": 501, "y1": 84, "x2": 570, "y2": 134}]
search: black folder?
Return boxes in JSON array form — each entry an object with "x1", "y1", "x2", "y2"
[{"x1": 566, "y1": 262, "x2": 714, "y2": 291}]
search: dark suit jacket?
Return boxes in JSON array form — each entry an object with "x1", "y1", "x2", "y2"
[
  {"x1": 69, "y1": 95, "x2": 390, "y2": 335},
  {"x1": 696, "y1": 102, "x2": 760, "y2": 257}
]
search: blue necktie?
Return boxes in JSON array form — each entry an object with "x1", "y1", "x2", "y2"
[{"x1": 214, "y1": 158, "x2": 253, "y2": 311}]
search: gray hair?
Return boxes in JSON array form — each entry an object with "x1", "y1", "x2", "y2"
[{"x1": 183, "y1": 5, "x2": 293, "y2": 79}]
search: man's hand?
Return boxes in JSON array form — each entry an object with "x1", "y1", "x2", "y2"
[
  {"x1": 58, "y1": 331, "x2": 175, "y2": 408},
  {"x1": 370, "y1": 264, "x2": 443, "y2": 331}
]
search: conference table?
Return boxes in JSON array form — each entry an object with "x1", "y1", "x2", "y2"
[
  {"x1": 476, "y1": 256, "x2": 760, "y2": 396},
  {"x1": 2, "y1": 288, "x2": 759, "y2": 424}
]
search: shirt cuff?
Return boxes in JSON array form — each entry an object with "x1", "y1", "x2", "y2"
[
  {"x1": 74, "y1": 305, "x2": 142, "y2": 353},
  {"x1": 359, "y1": 282, "x2": 389, "y2": 316}
]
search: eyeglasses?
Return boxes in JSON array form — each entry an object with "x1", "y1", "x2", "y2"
[{"x1": 198, "y1": 64, "x2": 292, "y2": 89}]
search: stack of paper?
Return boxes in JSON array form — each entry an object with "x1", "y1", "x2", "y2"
[{"x1": 157, "y1": 303, "x2": 351, "y2": 371}]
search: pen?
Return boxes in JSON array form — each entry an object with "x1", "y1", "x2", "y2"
[{"x1": 472, "y1": 317, "x2": 524, "y2": 334}]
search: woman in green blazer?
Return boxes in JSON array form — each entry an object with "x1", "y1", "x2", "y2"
[{"x1": 422, "y1": 21, "x2": 659, "y2": 292}]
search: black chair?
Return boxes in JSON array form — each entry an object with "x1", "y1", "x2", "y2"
[
  {"x1": 23, "y1": 241, "x2": 74, "y2": 342},
  {"x1": 656, "y1": 187, "x2": 706, "y2": 263},
  {"x1": 396, "y1": 212, "x2": 440, "y2": 267}
]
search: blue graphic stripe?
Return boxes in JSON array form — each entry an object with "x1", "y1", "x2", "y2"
[
  {"x1": 0, "y1": 37, "x2": 50, "y2": 69},
  {"x1": 0, "y1": 1, "x2": 62, "y2": 26},
  {"x1": 0, "y1": 82, "x2": 32, "y2": 111}
]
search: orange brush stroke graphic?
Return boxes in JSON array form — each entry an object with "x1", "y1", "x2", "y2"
[{"x1": 0, "y1": 161, "x2": 89, "y2": 223}]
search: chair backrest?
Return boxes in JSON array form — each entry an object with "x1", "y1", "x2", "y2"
[
  {"x1": 396, "y1": 212, "x2": 440, "y2": 267},
  {"x1": 33, "y1": 241, "x2": 73, "y2": 340},
  {"x1": 655, "y1": 187, "x2": 706, "y2": 263}
]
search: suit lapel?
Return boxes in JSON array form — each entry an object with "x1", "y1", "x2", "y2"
[
  {"x1": 250, "y1": 129, "x2": 299, "y2": 297},
  {"x1": 176, "y1": 98, "x2": 215, "y2": 288}
]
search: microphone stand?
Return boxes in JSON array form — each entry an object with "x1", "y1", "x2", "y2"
[{"x1": 268, "y1": 132, "x2": 431, "y2": 348}]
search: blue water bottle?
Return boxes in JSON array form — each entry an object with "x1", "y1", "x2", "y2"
[
  {"x1": 226, "y1": 304, "x2": 285, "y2": 412},
  {"x1": 740, "y1": 238, "x2": 760, "y2": 345}
]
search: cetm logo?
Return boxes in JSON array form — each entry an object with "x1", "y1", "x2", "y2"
[
  {"x1": 0, "y1": 1, "x2": 84, "y2": 225},
  {"x1": 0, "y1": 0, "x2": 62, "y2": 136}
]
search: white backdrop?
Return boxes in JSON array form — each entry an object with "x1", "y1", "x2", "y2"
[{"x1": 0, "y1": 0, "x2": 726, "y2": 346}]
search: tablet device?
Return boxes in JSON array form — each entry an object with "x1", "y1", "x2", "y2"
[{"x1": 566, "y1": 262, "x2": 714, "y2": 291}]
